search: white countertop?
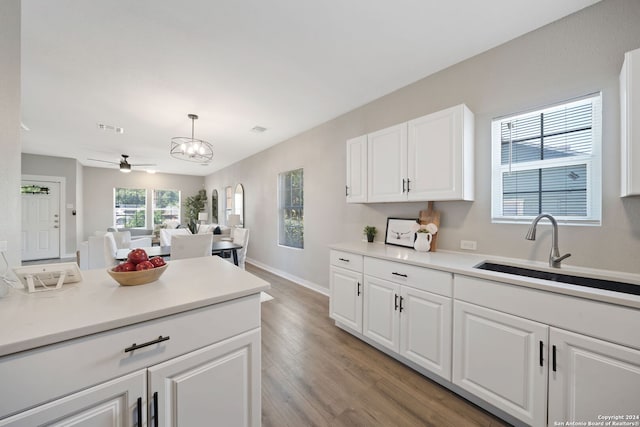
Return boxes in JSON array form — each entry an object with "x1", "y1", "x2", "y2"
[
  {"x1": 330, "y1": 242, "x2": 640, "y2": 309},
  {"x1": 0, "y1": 256, "x2": 270, "y2": 357}
]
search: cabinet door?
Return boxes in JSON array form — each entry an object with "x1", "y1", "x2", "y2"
[
  {"x1": 407, "y1": 105, "x2": 473, "y2": 201},
  {"x1": 367, "y1": 123, "x2": 407, "y2": 202},
  {"x1": 399, "y1": 287, "x2": 452, "y2": 380},
  {"x1": 621, "y1": 47, "x2": 640, "y2": 196},
  {"x1": 0, "y1": 370, "x2": 146, "y2": 427},
  {"x1": 363, "y1": 276, "x2": 400, "y2": 352},
  {"x1": 148, "y1": 329, "x2": 260, "y2": 427},
  {"x1": 548, "y1": 327, "x2": 640, "y2": 424},
  {"x1": 329, "y1": 266, "x2": 363, "y2": 332},
  {"x1": 346, "y1": 135, "x2": 368, "y2": 203},
  {"x1": 452, "y1": 301, "x2": 548, "y2": 427}
]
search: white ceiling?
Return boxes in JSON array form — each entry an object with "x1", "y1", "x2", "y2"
[{"x1": 21, "y1": 0, "x2": 600, "y2": 176}]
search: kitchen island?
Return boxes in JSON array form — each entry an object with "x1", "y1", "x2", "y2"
[{"x1": 0, "y1": 256, "x2": 269, "y2": 426}]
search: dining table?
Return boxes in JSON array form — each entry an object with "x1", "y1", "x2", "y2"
[{"x1": 115, "y1": 241, "x2": 243, "y2": 266}]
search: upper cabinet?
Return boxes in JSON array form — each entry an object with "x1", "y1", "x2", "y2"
[
  {"x1": 367, "y1": 123, "x2": 408, "y2": 202},
  {"x1": 347, "y1": 104, "x2": 474, "y2": 203},
  {"x1": 621, "y1": 47, "x2": 640, "y2": 197},
  {"x1": 346, "y1": 135, "x2": 368, "y2": 203}
]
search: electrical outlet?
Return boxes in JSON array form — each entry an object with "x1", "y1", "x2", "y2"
[
  {"x1": 460, "y1": 240, "x2": 477, "y2": 251},
  {"x1": 0, "y1": 241, "x2": 7, "y2": 252}
]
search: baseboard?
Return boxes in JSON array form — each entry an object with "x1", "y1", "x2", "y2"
[{"x1": 246, "y1": 257, "x2": 329, "y2": 296}]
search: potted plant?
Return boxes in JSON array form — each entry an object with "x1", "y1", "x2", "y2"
[
  {"x1": 184, "y1": 189, "x2": 207, "y2": 234},
  {"x1": 363, "y1": 225, "x2": 377, "y2": 243}
]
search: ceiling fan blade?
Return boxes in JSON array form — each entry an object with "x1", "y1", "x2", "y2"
[
  {"x1": 131, "y1": 163, "x2": 157, "y2": 167},
  {"x1": 87, "y1": 158, "x2": 119, "y2": 165}
]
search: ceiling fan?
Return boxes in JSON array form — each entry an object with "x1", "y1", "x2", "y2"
[{"x1": 87, "y1": 154, "x2": 156, "y2": 173}]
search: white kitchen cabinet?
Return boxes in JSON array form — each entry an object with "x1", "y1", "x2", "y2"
[
  {"x1": 329, "y1": 250, "x2": 364, "y2": 333},
  {"x1": 548, "y1": 327, "x2": 640, "y2": 424},
  {"x1": 452, "y1": 300, "x2": 548, "y2": 427},
  {"x1": 363, "y1": 275, "x2": 400, "y2": 351},
  {"x1": 367, "y1": 123, "x2": 407, "y2": 202},
  {"x1": 0, "y1": 370, "x2": 146, "y2": 427},
  {"x1": 399, "y1": 286, "x2": 452, "y2": 380},
  {"x1": 621, "y1": 47, "x2": 640, "y2": 196},
  {"x1": 362, "y1": 257, "x2": 453, "y2": 379},
  {"x1": 149, "y1": 329, "x2": 260, "y2": 427},
  {"x1": 407, "y1": 104, "x2": 474, "y2": 201},
  {"x1": 0, "y1": 295, "x2": 263, "y2": 426},
  {"x1": 346, "y1": 135, "x2": 368, "y2": 203},
  {"x1": 364, "y1": 104, "x2": 474, "y2": 203}
]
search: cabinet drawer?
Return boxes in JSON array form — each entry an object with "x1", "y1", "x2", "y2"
[
  {"x1": 364, "y1": 257, "x2": 452, "y2": 297},
  {"x1": 330, "y1": 250, "x2": 363, "y2": 272},
  {"x1": 0, "y1": 294, "x2": 260, "y2": 419}
]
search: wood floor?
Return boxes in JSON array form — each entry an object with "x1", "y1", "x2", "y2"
[{"x1": 247, "y1": 264, "x2": 510, "y2": 427}]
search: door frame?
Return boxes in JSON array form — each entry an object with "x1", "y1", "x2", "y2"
[{"x1": 21, "y1": 174, "x2": 67, "y2": 259}]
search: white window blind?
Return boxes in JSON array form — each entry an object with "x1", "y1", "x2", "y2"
[{"x1": 491, "y1": 94, "x2": 601, "y2": 224}]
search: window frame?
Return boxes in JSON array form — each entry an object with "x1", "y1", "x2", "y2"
[
  {"x1": 113, "y1": 187, "x2": 148, "y2": 229},
  {"x1": 152, "y1": 189, "x2": 181, "y2": 227},
  {"x1": 277, "y1": 168, "x2": 304, "y2": 249},
  {"x1": 491, "y1": 93, "x2": 602, "y2": 225}
]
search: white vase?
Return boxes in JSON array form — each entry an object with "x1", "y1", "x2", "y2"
[{"x1": 414, "y1": 232, "x2": 432, "y2": 252}]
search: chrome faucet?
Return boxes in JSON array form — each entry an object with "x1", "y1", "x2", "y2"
[{"x1": 525, "y1": 213, "x2": 571, "y2": 268}]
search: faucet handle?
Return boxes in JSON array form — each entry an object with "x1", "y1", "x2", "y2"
[{"x1": 551, "y1": 253, "x2": 571, "y2": 268}]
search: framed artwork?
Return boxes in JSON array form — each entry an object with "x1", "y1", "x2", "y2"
[{"x1": 385, "y1": 218, "x2": 418, "y2": 248}]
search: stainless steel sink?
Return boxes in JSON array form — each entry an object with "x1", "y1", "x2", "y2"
[{"x1": 474, "y1": 262, "x2": 640, "y2": 296}]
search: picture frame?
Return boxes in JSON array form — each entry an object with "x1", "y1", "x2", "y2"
[{"x1": 385, "y1": 217, "x2": 418, "y2": 248}]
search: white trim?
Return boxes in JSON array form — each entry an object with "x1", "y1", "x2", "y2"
[
  {"x1": 21, "y1": 174, "x2": 67, "y2": 259},
  {"x1": 246, "y1": 257, "x2": 329, "y2": 296}
]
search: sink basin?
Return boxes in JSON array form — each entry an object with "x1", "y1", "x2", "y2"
[{"x1": 474, "y1": 262, "x2": 640, "y2": 296}]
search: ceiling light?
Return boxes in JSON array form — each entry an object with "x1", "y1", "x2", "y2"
[
  {"x1": 251, "y1": 126, "x2": 267, "y2": 133},
  {"x1": 146, "y1": 169, "x2": 156, "y2": 174},
  {"x1": 170, "y1": 114, "x2": 214, "y2": 163}
]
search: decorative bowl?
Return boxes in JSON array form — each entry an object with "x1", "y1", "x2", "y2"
[{"x1": 107, "y1": 264, "x2": 168, "y2": 286}]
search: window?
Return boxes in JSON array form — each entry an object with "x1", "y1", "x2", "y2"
[
  {"x1": 278, "y1": 168, "x2": 304, "y2": 248},
  {"x1": 114, "y1": 188, "x2": 147, "y2": 228},
  {"x1": 225, "y1": 186, "x2": 233, "y2": 224},
  {"x1": 491, "y1": 94, "x2": 601, "y2": 224},
  {"x1": 152, "y1": 189, "x2": 180, "y2": 226}
]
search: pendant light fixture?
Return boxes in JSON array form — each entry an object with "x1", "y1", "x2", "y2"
[{"x1": 170, "y1": 114, "x2": 214, "y2": 163}]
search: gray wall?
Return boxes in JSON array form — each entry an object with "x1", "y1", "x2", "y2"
[
  {"x1": 22, "y1": 153, "x2": 80, "y2": 256},
  {"x1": 206, "y1": 0, "x2": 640, "y2": 291},
  {"x1": 0, "y1": 0, "x2": 21, "y2": 267},
  {"x1": 82, "y1": 167, "x2": 205, "y2": 239}
]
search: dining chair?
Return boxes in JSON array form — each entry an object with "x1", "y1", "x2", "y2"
[
  {"x1": 160, "y1": 228, "x2": 191, "y2": 246},
  {"x1": 230, "y1": 228, "x2": 249, "y2": 269},
  {"x1": 170, "y1": 234, "x2": 213, "y2": 260},
  {"x1": 103, "y1": 232, "x2": 119, "y2": 267}
]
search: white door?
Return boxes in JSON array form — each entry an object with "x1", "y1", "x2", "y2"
[
  {"x1": 329, "y1": 266, "x2": 363, "y2": 332},
  {"x1": 363, "y1": 276, "x2": 400, "y2": 352},
  {"x1": 367, "y1": 123, "x2": 407, "y2": 202},
  {"x1": 548, "y1": 327, "x2": 640, "y2": 425},
  {"x1": 21, "y1": 180, "x2": 60, "y2": 261},
  {"x1": 0, "y1": 370, "x2": 146, "y2": 427},
  {"x1": 399, "y1": 287, "x2": 452, "y2": 380},
  {"x1": 148, "y1": 329, "x2": 261, "y2": 427},
  {"x1": 452, "y1": 301, "x2": 548, "y2": 427},
  {"x1": 346, "y1": 135, "x2": 368, "y2": 203}
]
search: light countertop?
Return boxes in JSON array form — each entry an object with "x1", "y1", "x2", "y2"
[
  {"x1": 0, "y1": 256, "x2": 270, "y2": 357},
  {"x1": 330, "y1": 242, "x2": 640, "y2": 310}
]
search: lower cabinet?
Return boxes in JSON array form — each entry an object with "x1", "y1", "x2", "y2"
[
  {"x1": 452, "y1": 300, "x2": 548, "y2": 427},
  {"x1": 548, "y1": 327, "x2": 640, "y2": 424},
  {"x1": 0, "y1": 370, "x2": 147, "y2": 426},
  {"x1": 330, "y1": 250, "x2": 640, "y2": 427},
  {"x1": 329, "y1": 265, "x2": 363, "y2": 333},
  {"x1": 363, "y1": 275, "x2": 452, "y2": 380},
  {"x1": 0, "y1": 330, "x2": 260, "y2": 427}
]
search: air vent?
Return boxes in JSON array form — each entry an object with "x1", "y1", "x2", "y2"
[{"x1": 251, "y1": 126, "x2": 267, "y2": 133}]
